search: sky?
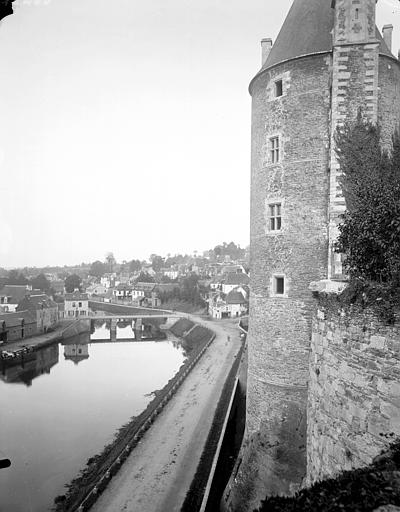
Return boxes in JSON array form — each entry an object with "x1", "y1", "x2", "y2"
[{"x1": 0, "y1": 0, "x2": 399, "y2": 268}]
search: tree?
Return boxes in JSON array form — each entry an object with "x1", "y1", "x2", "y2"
[
  {"x1": 129, "y1": 259, "x2": 141, "y2": 273},
  {"x1": 135, "y1": 272, "x2": 155, "y2": 283},
  {"x1": 150, "y1": 254, "x2": 164, "y2": 272},
  {"x1": 335, "y1": 113, "x2": 400, "y2": 284},
  {"x1": 6, "y1": 270, "x2": 28, "y2": 285},
  {"x1": 30, "y1": 273, "x2": 51, "y2": 292},
  {"x1": 65, "y1": 274, "x2": 82, "y2": 293},
  {"x1": 89, "y1": 261, "x2": 106, "y2": 278}
]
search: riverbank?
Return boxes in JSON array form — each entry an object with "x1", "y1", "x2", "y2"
[
  {"x1": 90, "y1": 316, "x2": 242, "y2": 512},
  {"x1": 0, "y1": 319, "x2": 78, "y2": 354},
  {"x1": 53, "y1": 316, "x2": 216, "y2": 511}
]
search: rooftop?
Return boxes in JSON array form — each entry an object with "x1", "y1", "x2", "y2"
[{"x1": 255, "y1": 0, "x2": 394, "y2": 79}]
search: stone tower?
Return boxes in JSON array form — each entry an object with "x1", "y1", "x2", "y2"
[{"x1": 225, "y1": 1, "x2": 400, "y2": 511}]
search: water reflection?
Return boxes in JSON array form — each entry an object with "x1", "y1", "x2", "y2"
[
  {"x1": 0, "y1": 344, "x2": 59, "y2": 387},
  {"x1": 0, "y1": 328, "x2": 185, "y2": 512},
  {"x1": 63, "y1": 332, "x2": 90, "y2": 365}
]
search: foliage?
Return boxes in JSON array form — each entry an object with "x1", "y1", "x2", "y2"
[
  {"x1": 65, "y1": 274, "x2": 82, "y2": 293},
  {"x1": 135, "y1": 271, "x2": 155, "y2": 283},
  {"x1": 335, "y1": 113, "x2": 400, "y2": 284},
  {"x1": 157, "y1": 274, "x2": 206, "y2": 308},
  {"x1": 255, "y1": 441, "x2": 400, "y2": 512},
  {"x1": 150, "y1": 254, "x2": 164, "y2": 272},
  {"x1": 30, "y1": 273, "x2": 51, "y2": 292},
  {"x1": 5, "y1": 269, "x2": 28, "y2": 285},
  {"x1": 316, "y1": 277, "x2": 400, "y2": 324},
  {"x1": 211, "y1": 241, "x2": 245, "y2": 261},
  {"x1": 89, "y1": 260, "x2": 107, "y2": 278},
  {"x1": 129, "y1": 259, "x2": 141, "y2": 273}
]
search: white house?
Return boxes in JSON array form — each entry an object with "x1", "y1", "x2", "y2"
[
  {"x1": 208, "y1": 288, "x2": 248, "y2": 319},
  {"x1": 86, "y1": 284, "x2": 108, "y2": 297},
  {"x1": 64, "y1": 291, "x2": 89, "y2": 317},
  {"x1": 221, "y1": 273, "x2": 250, "y2": 295}
]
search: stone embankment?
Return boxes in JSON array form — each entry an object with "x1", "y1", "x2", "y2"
[
  {"x1": 54, "y1": 316, "x2": 218, "y2": 512},
  {"x1": 0, "y1": 319, "x2": 83, "y2": 356}
]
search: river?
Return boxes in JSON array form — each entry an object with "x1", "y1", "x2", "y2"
[{"x1": 0, "y1": 322, "x2": 186, "y2": 512}]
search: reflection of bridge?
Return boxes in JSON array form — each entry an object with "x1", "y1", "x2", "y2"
[{"x1": 86, "y1": 313, "x2": 183, "y2": 341}]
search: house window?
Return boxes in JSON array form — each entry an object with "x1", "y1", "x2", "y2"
[
  {"x1": 72, "y1": 302, "x2": 76, "y2": 308},
  {"x1": 78, "y1": 302, "x2": 82, "y2": 308},
  {"x1": 273, "y1": 276, "x2": 285, "y2": 295},
  {"x1": 269, "y1": 203, "x2": 282, "y2": 231},
  {"x1": 270, "y1": 137, "x2": 280, "y2": 163},
  {"x1": 275, "y1": 79, "x2": 283, "y2": 97}
]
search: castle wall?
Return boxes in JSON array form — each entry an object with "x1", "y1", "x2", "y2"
[
  {"x1": 378, "y1": 55, "x2": 400, "y2": 148},
  {"x1": 307, "y1": 304, "x2": 400, "y2": 484},
  {"x1": 228, "y1": 54, "x2": 331, "y2": 511}
]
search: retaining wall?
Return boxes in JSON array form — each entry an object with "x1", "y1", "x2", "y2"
[{"x1": 307, "y1": 304, "x2": 400, "y2": 484}]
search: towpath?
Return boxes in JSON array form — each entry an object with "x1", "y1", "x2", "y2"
[{"x1": 91, "y1": 316, "x2": 242, "y2": 512}]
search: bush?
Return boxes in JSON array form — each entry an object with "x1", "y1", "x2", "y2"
[{"x1": 335, "y1": 112, "x2": 400, "y2": 285}]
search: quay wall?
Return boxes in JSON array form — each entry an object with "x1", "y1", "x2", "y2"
[{"x1": 307, "y1": 304, "x2": 400, "y2": 484}]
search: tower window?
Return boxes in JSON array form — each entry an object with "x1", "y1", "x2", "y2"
[
  {"x1": 355, "y1": 8, "x2": 359, "y2": 20},
  {"x1": 274, "y1": 79, "x2": 283, "y2": 97},
  {"x1": 269, "y1": 203, "x2": 282, "y2": 231},
  {"x1": 273, "y1": 276, "x2": 285, "y2": 295},
  {"x1": 270, "y1": 137, "x2": 280, "y2": 163}
]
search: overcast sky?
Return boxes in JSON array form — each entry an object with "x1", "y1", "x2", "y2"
[{"x1": 0, "y1": 0, "x2": 399, "y2": 268}]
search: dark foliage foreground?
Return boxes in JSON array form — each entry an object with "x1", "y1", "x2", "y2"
[{"x1": 255, "y1": 442, "x2": 400, "y2": 512}]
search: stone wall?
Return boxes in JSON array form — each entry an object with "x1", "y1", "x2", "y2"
[{"x1": 307, "y1": 303, "x2": 400, "y2": 484}]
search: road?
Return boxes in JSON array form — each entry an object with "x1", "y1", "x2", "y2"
[{"x1": 91, "y1": 316, "x2": 242, "y2": 512}]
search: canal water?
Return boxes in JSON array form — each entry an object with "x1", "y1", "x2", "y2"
[{"x1": 0, "y1": 322, "x2": 186, "y2": 512}]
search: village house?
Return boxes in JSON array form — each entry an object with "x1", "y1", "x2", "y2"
[
  {"x1": 86, "y1": 283, "x2": 108, "y2": 297},
  {"x1": 112, "y1": 284, "x2": 134, "y2": 301},
  {"x1": 0, "y1": 284, "x2": 32, "y2": 313},
  {"x1": 17, "y1": 295, "x2": 59, "y2": 333},
  {"x1": 207, "y1": 288, "x2": 248, "y2": 319},
  {"x1": 160, "y1": 268, "x2": 179, "y2": 280},
  {"x1": 221, "y1": 272, "x2": 250, "y2": 294},
  {"x1": 64, "y1": 291, "x2": 89, "y2": 317},
  {"x1": 0, "y1": 310, "x2": 37, "y2": 343}
]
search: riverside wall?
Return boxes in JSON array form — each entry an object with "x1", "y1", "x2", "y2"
[{"x1": 307, "y1": 303, "x2": 400, "y2": 484}]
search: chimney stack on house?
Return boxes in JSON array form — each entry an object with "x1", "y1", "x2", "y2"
[
  {"x1": 261, "y1": 38, "x2": 273, "y2": 66},
  {"x1": 382, "y1": 24, "x2": 393, "y2": 52}
]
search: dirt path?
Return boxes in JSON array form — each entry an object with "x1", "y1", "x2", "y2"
[{"x1": 91, "y1": 317, "x2": 242, "y2": 512}]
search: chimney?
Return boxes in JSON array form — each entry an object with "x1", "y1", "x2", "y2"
[
  {"x1": 261, "y1": 38, "x2": 273, "y2": 66},
  {"x1": 382, "y1": 24, "x2": 393, "y2": 52}
]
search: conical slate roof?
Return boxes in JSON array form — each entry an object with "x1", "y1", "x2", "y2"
[{"x1": 261, "y1": 0, "x2": 394, "y2": 73}]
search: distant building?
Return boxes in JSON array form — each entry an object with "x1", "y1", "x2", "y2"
[
  {"x1": 221, "y1": 273, "x2": 250, "y2": 295},
  {"x1": 0, "y1": 310, "x2": 37, "y2": 343},
  {"x1": 86, "y1": 283, "x2": 108, "y2": 297},
  {"x1": 17, "y1": 295, "x2": 59, "y2": 333},
  {"x1": 208, "y1": 288, "x2": 248, "y2": 319},
  {"x1": 112, "y1": 284, "x2": 134, "y2": 301},
  {"x1": 64, "y1": 291, "x2": 89, "y2": 318},
  {"x1": 0, "y1": 285, "x2": 32, "y2": 313}
]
